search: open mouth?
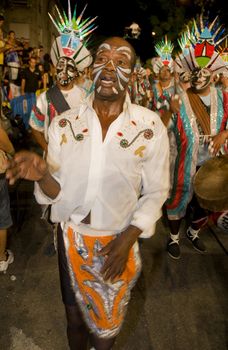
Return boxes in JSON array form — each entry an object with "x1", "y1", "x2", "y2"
[
  {"x1": 100, "y1": 80, "x2": 114, "y2": 87},
  {"x1": 100, "y1": 75, "x2": 116, "y2": 87}
]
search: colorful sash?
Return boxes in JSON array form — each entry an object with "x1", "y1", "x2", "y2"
[{"x1": 187, "y1": 88, "x2": 211, "y2": 135}]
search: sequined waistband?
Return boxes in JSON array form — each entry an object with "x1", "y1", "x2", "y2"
[{"x1": 64, "y1": 221, "x2": 120, "y2": 237}]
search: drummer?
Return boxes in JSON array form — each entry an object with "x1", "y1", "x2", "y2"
[{"x1": 165, "y1": 16, "x2": 228, "y2": 259}]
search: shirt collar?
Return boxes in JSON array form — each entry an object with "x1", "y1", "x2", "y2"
[{"x1": 81, "y1": 91, "x2": 132, "y2": 115}]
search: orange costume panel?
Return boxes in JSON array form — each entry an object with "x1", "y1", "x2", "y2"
[{"x1": 63, "y1": 226, "x2": 142, "y2": 338}]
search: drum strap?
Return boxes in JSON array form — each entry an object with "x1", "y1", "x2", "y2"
[
  {"x1": 187, "y1": 89, "x2": 211, "y2": 135},
  {"x1": 46, "y1": 85, "x2": 70, "y2": 115}
]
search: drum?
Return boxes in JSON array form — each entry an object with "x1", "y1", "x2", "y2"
[{"x1": 193, "y1": 155, "x2": 228, "y2": 212}]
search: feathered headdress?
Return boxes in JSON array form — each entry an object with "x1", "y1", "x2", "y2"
[
  {"x1": 176, "y1": 15, "x2": 228, "y2": 75},
  {"x1": 48, "y1": 0, "x2": 97, "y2": 71},
  {"x1": 218, "y1": 38, "x2": 228, "y2": 63},
  {"x1": 177, "y1": 25, "x2": 197, "y2": 58},
  {"x1": 152, "y1": 36, "x2": 174, "y2": 74}
]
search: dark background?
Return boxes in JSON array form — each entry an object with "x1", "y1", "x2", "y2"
[{"x1": 59, "y1": 0, "x2": 228, "y2": 63}]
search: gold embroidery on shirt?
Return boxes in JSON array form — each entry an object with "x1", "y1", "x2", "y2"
[
  {"x1": 120, "y1": 128, "x2": 153, "y2": 148},
  {"x1": 60, "y1": 133, "x2": 67, "y2": 145},
  {"x1": 134, "y1": 146, "x2": 146, "y2": 158}
]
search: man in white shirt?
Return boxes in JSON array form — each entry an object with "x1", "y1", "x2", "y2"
[{"x1": 6, "y1": 36, "x2": 169, "y2": 350}]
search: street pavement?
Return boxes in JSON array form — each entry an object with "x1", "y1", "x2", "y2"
[{"x1": 0, "y1": 179, "x2": 227, "y2": 350}]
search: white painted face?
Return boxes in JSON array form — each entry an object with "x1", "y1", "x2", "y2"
[
  {"x1": 56, "y1": 57, "x2": 77, "y2": 86},
  {"x1": 190, "y1": 67, "x2": 211, "y2": 91},
  {"x1": 92, "y1": 41, "x2": 133, "y2": 97}
]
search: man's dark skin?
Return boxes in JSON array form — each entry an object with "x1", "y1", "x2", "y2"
[{"x1": 6, "y1": 37, "x2": 143, "y2": 350}]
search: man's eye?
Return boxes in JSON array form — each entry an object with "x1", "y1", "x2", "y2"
[
  {"x1": 96, "y1": 56, "x2": 107, "y2": 63},
  {"x1": 68, "y1": 66, "x2": 75, "y2": 72},
  {"x1": 117, "y1": 60, "x2": 127, "y2": 66}
]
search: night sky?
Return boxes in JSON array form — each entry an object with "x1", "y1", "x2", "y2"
[
  {"x1": 59, "y1": 0, "x2": 228, "y2": 62},
  {"x1": 59, "y1": 0, "x2": 163, "y2": 60},
  {"x1": 60, "y1": 0, "x2": 145, "y2": 36}
]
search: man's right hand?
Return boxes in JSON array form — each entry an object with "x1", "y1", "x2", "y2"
[
  {"x1": 6, "y1": 151, "x2": 48, "y2": 185},
  {"x1": 169, "y1": 95, "x2": 181, "y2": 114}
]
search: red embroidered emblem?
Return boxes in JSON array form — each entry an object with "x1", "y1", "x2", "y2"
[
  {"x1": 144, "y1": 129, "x2": 153, "y2": 139},
  {"x1": 117, "y1": 132, "x2": 123, "y2": 137},
  {"x1": 59, "y1": 118, "x2": 67, "y2": 127}
]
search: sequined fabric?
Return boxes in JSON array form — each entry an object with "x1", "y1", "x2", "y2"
[
  {"x1": 166, "y1": 87, "x2": 226, "y2": 220},
  {"x1": 63, "y1": 226, "x2": 142, "y2": 338}
]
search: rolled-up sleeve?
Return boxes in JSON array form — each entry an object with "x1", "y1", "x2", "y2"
[{"x1": 131, "y1": 126, "x2": 170, "y2": 238}]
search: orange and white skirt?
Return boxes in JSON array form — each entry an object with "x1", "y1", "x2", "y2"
[{"x1": 63, "y1": 225, "x2": 142, "y2": 339}]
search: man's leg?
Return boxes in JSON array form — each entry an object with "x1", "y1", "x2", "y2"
[
  {"x1": 0, "y1": 65, "x2": 3, "y2": 117},
  {"x1": 167, "y1": 218, "x2": 182, "y2": 259},
  {"x1": 65, "y1": 304, "x2": 89, "y2": 350},
  {"x1": 0, "y1": 228, "x2": 7, "y2": 260},
  {"x1": 0, "y1": 228, "x2": 14, "y2": 273},
  {"x1": 57, "y1": 225, "x2": 90, "y2": 349},
  {"x1": 186, "y1": 195, "x2": 207, "y2": 253},
  {"x1": 90, "y1": 333, "x2": 116, "y2": 350},
  {"x1": 0, "y1": 178, "x2": 14, "y2": 272}
]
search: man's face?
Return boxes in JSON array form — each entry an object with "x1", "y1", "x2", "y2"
[
  {"x1": 159, "y1": 66, "x2": 171, "y2": 82},
  {"x1": 56, "y1": 57, "x2": 77, "y2": 86},
  {"x1": 92, "y1": 37, "x2": 133, "y2": 100},
  {"x1": 29, "y1": 58, "x2": 37, "y2": 69},
  {"x1": 190, "y1": 67, "x2": 211, "y2": 91},
  {"x1": 0, "y1": 20, "x2": 4, "y2": 28},
  {"x1": 9, "y1": 32, "x2": 15, "y2": 40}
]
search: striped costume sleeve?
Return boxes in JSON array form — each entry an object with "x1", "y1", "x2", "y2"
[{"x1": 29, "y1": 104, "x2": 46, "y2": 132}]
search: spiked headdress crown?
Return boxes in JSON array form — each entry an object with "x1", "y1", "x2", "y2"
[{"x1": 49, "y1": 0, "x2": 97, "y2": 71}]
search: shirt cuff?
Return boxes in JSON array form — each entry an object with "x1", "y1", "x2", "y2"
[
  {"x1": 131, "y1": 212, "x2": 161, "y2": 238},
  {"x1": 34, "y1": 180, "x2": 62, "y2": 205}
]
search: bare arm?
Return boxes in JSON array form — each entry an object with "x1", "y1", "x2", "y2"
[
  {"x1": 0, "y1": 44, "x2": 6, "y2": 54},
  {"x1": 31, "y1": 128, "x2": 48, "y2": 153},
  {"x1": 42, "y1": 73, "x2": 47, "y2": 90},
  {"x1": 160, "y1": 95, "x2": 181, "y2": 127},
  {"x1": 0, "y1": 128, "x2": 14, "y2": 154},
  {"x1": 21, "y1": 78, "x2": 26, "y2": 95},
  {"x1": 37, "y1": 171, "x2": 60, "y2": 199},
  {"x1": 6, "y1": 151, "x2": 60, "y2": 199},
  {"x1": 211, "y1": 130, "x2": 228, "y2": 155},
  {"x1": 160, "y1": 110, "x2": 172, "y2": 127}
]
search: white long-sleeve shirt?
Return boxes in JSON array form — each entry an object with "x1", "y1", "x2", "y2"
[{"x1": 35, "y1": 93, "x2": 170, "y2": 238}]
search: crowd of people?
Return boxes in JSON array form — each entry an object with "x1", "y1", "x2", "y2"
[
  {"x1": 0, "y1": 3, "x2": 228, "y2": 350},
  {"x1": 0, "y1": 23, "x2": 53, "y2": 101}
]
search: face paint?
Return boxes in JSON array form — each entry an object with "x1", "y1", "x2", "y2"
[
  {"x1": 92, "y1": 43, "x2": 132, "y2": 95},
  {"x1": 179, "y1": 71, "x2": 191, "y2": 83},
  {"x1": 116, "y1": 46, "x2": 132, "y2": 61},
  {"x1": 190, "y1": 67, "x2": 211, "y2": 91},
  {"x1": 56, "y1": 56, "x2": 77, "y2": 86}
]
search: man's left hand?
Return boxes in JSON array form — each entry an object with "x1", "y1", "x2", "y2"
[
  {"x1": 97, "y1": 226, "x2": 141, "y2": 282},
  {"x1": 210, "y1": 130, "x2": 228, "y2": 155}
]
